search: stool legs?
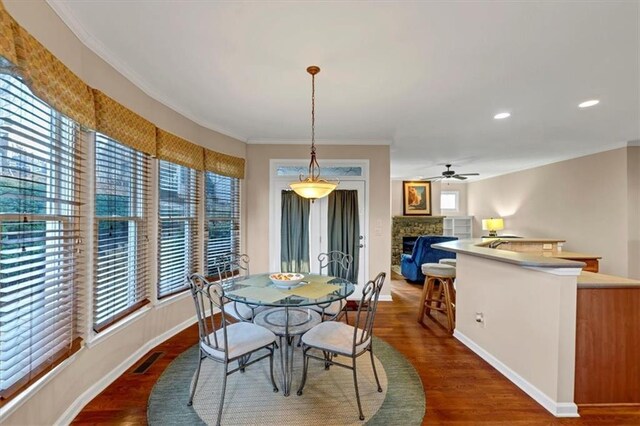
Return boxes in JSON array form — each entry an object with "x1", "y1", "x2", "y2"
[
  {"x1": 417, "y1": 274, "x2": 456, "y2": 333},
  {"x1": 442, "y1": 279, "x2": 455, "y2": 333},
  {"x1": 417, "y1": 276, "x2": 432, "y2": 322}
]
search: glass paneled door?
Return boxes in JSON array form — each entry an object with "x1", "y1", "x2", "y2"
[{"x1": 308, "y1": 181, "x2": 366, "y2": 288}]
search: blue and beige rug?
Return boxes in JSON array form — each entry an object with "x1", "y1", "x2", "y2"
[{"x1": 148, "y1": 336, "x2": 425, "y2": 425}]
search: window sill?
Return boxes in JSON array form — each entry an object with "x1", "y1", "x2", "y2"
[
  {"x1": 154, "y1": 289, "x2": 191, "y2": 309},
  {"x1": 86, "y1": 305, "x2": 152, "y2": 349}
]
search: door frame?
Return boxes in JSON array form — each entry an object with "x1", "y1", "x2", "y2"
[{"x1": 269, "y1": 159, "x2": 369, "y2": 297}]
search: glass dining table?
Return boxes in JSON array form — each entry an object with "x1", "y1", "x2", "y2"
[{"x1": 223, "y1": 273, "x2": 355, "y2": 396}]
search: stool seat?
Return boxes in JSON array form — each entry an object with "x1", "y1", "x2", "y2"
[
  {"x1": 421, "y1": 263, "x2": 456, "y2": 278},
  {"x1": 418, "y1": 264, "x2": 457, "y2": 333},
  {"x1": 439, "y1": 259, "x2": 457, "y2": 267}
]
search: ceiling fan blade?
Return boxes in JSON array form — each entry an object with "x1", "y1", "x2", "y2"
[
  {"x1": 452, "y1": 175, "x2": 468, "y2": 180},
  {"x1": 455, "y1": 173, "x2": 480, "y2": 176},
  {"x1": 422, "y1": 176, "x2": 444, "y2": 181}
]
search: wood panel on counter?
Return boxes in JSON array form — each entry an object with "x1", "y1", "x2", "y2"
[{"x1": 575, "y1": 286, "x2": 640, "y2": 405}]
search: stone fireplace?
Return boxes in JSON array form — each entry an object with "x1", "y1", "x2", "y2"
[{"x1": 391, "y1": 216, "x2": 444, "y2": 265}]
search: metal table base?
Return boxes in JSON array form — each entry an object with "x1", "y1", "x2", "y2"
[{"x1": 254, "y1": 307, "x2": 321, "y2": 396}]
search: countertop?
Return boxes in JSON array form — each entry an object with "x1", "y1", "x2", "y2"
[
  {"x1": 478, "y1": 238, "x2": 566, "y2": 244},
  {"x1": 540, "y1": 251, "x2": 602, "y2": 260},
  {"x1": 432, "y1": 239, "x2": 585, "y2": 269},
  {"x1": 577, "y1": 271, "x2": 640, "y2": 289}
]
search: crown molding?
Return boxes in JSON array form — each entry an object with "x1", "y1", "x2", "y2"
[
  {"x1": 464, "y1": 141, "x2": 631, "y2": 182},
  {"x1": 45, "y1": 0, "x2": 248, "y2": 143},
  {"x1": 392, "y1": 141, "x2": 631, "y2": 181}
]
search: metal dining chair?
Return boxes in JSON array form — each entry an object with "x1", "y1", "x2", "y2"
[
  {"x1": 312, "y1": 251, "x2": 353, "y2": 323},
  {"x1": 187, "y1": 274, "x2": 279, "y2": 426},
  {"x1": 214, "y1": 253, "x2": 264, "y2": 322},
  {"x1": 297, "y1": 272, "x2": 386, "y2": 421}
]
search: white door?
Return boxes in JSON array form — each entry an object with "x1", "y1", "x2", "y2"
[{"x1": 308, "y1": 181, "x2": 366, "y2": 292}]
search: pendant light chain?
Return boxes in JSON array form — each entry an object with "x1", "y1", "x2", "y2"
[
  {"x1": 289, "y1": 65, "x2": 338, "y2": 200},
  {"x1": 309, "y1": 70, "x2": 319, "y2": 180},
  {"x1": 311, "y1": 71, "x2": 315, "y2": 149}
]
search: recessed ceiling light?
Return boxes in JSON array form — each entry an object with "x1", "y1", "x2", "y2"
[
  {"x1": 578, "y1": 99, "x2": 599, "y2": 108},
  {"x1": 494, "y1": 112, "x2": 511, "y2": 119}
]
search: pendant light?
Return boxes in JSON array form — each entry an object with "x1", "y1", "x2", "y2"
[{"x1": 289, "y1": 65, "x2": 338, "y2": 201}]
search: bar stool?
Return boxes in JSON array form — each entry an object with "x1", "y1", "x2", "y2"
[
  {"x1": 417, "y1": 263, "x2": 456, "y2": 333},
  {"x1": 439, "y1": 258, "x2": 457, "y2": 267}
]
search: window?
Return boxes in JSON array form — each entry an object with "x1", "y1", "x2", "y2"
[
  {"x1": 276, "y1": 165, "x2": 362, "y2": 177},
  {"x1": 440, "y1": 191, "x2": 459, "y2": 211},
  {"x1": 0, "y1": 74, "x2": 82, "y2": 398},
  {"x1": 205, "y1": 172, "x2": 240, "y2": 276},
  {"x1": 158, "y1": 160, "x2": 199, "y2": 298},
  {"x1": 93, "y1": 134, "x2": 150, "y2": 331}
]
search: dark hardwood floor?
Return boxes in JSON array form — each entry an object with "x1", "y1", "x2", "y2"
[{"x1": 72, "y1": 274, "x2": 640, "y2": 425}]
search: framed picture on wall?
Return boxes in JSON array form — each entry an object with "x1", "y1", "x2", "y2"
[{"x1": 402, "y1": 181, "x2": 432, "y2": 216}]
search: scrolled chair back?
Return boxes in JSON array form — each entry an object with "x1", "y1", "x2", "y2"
[
  {"x1": 318, "y1": 251, "x2": 353, "y2": 280},
  {"x1": 229, "y1": 253, "x2": 250, "y2": 276},
  {"x1": 352, "y1": 272, "x2": 386, "y2": 351},
  {"x1": 212, "y1": 253, "x2": 250, "y2": 280},
  {"x1": 188, "y1": 273, "x2": 230, "y2": 359}
]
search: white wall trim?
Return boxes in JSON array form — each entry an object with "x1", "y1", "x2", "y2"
[
  {"x1": 54, "y1": 314, "x2": 197, "y2": 426},
  {"x1": 86, "y1": 305, "x2": 152, "y2": 348},
  {"x1": 453, "y1": 330, "x2": 579, "y2": 418},
  {"x1": 378, "y1": 295, "x2": 393, "y2": 302},
  {"x1": 0, "y1": 353, "x2": 80, "y2": 423},
  {"x1": 523, "y1": 266, "x2": 583, "y2": 276}
]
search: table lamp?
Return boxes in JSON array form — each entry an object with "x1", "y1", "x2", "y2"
[{"x1": 482, "y1": 218, "x2": 504, "y2": 237}]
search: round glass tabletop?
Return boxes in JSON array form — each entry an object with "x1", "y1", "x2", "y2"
[{"x1": 223, "y1": 273, "x2": 355, "y2": 307}]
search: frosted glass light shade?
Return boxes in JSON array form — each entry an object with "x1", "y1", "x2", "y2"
[
  {"x1": 289, "y1": 179, "x2": 337, "y2": 200},
  {"x1": 482, "y1": 218, "x2": 504, "y2": 231}
]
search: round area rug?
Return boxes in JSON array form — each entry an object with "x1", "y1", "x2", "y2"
[{"x1": 148, "y1": 336, "x2": 425, "y2": 425}]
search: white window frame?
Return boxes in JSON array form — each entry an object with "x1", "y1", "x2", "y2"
[{"x1": 440, "y1": 190, "x2": 459, "y2": 212}]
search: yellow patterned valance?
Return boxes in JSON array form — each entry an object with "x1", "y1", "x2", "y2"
[
  {"x1": 93, "y1": 89, "x2": 156, "y2": 156},
  {"x1": 16, "y1": 27, "x2": 95, "y2": 128},
  {"x1": 156, "y1": 129, "x2": 204, "y2": 170},
  {"x1": 0, "y1": 2, "x2": 17, "y2": 65},
  {"x1": 204, "y1": 149, "x2": 245, "y2": 179}
]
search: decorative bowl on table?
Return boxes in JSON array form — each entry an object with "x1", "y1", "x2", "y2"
[{"x1": 269, "y1": 273, "x2": 305, "y2": 288}]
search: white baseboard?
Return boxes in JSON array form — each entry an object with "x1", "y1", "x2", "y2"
[
  {"x1": 378, "y1": 295, "x2": 393, "y2": 302},
  {"x1": 453, "y1": 330, "x2": 579, "y2": 418},
  {"x1": 55, "y1": 314, "x2": 197, "y2": 426}
]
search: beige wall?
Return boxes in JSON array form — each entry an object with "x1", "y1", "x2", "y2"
[
  {"x1": 629, "y1": 146, "x2": 640, "y2": 278},
  {"x1": 2, "y1": 1, "x2": 246, "y2": 424},
  {"x1": 245, "y1": 144, "x2": 391, "y2": 296},
  {"x1": 391, "y1": 180, "x2": 468, "y2": 217},
  {"x1": 455, "y1": 253, "x2": 578, "y2": 414},
  {"x1": 467, "y1": 147, "x2": 633, "y2": 277}
]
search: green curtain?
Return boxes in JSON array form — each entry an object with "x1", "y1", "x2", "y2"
[
  {"x1": 328, "y1": 190, "x2": 360, "y2": 283},
  {"x1": 280, "y1": 190, "x2": 310, "y2": 273}
]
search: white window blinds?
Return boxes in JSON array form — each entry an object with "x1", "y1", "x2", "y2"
[
  {"x1": 93, "y1": 133, "x2": 150, "y2": 332},
  {"x1": 0, "y1": 73, "x2": 83, "y2": 398},
  {"x1": 158, "y1": 160, "x2": 199, "y2": 298},
  {"x1": 205, "y1": 172, "x2": 240, "y2": 276}
]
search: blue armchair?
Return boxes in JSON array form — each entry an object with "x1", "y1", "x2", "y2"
[{"x1": 400, "y1": 235, "x2": 458, "y2": 282}]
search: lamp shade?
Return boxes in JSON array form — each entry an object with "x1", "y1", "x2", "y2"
[
  {"x1": 482, "y1": 218, "x2": 504, "y2": 232},
  {"x1": 289, "y1": 179, "x2": 337, "y2": 200}
]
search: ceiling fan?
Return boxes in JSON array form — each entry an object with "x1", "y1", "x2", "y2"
[{"x1": 422, "y1": 164, "x2": 480, "y2": 181}]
